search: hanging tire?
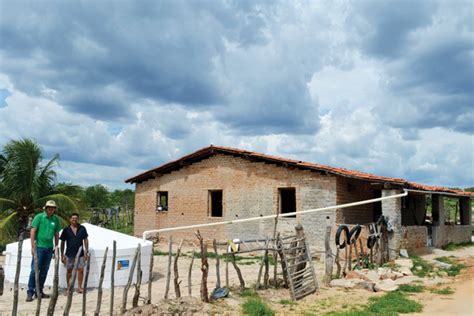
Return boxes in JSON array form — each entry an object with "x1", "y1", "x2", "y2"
[
  {"x1": 367, "y1": 235, "x2": 377, "y2": 249},
  {"x1": 348, "y1": 224, "x2": 361, "y2": 244},
  {"x1": 335, "y1": 225, "x2": 350, "y2": 249}
]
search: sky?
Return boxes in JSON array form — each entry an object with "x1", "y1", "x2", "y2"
[{"x1": 0, "y1": 0, "x2": 472, "y2": 190}]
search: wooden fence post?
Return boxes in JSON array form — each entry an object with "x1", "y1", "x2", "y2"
[
  {"x1": 133, "y1": 243, "x2": 143, "y2": 307},
  {"x1": 164, "y1": 236, "x2": 172, "y2": 299},
  {"x1": 324, "y1": 226, "x2": 333, "y2": 286},
  {"x1": 64, "y1": 246, "x2": 83, "y2": 316},
  {"x1": 173, "y1": 239, "x2": 184, "y2": 298},
  {"x1": 47, "y1": 246, "x2": 60, "y2": 316},
  {"x1": 12, "y1": 233, "x2": 23, "y2": 316},
  {"x1": 110, "y1": 240, "x2": 116, "y2": 316},
  {"x1": 188, "y1": 248, "x2": 195, "y2": 296},
  {"x1": 94, "y1": 247, "x2": 109, "y2": 316},
  {"x1": 146, "y1": 245, "x2": 154, "y2": 304},
  {"x1": 196, "y1": 231, "x2": 209, "y2": 302},
  {"x1": 82, "y1": 254, "x2": 91, "y2": 316},
  {"x1": 213, "y1": 239, "x2": 221, "y2": 289},
  {"x1": 121, "y1": 244, "x2": 140, "y2": 314},
  {"x1": 230, "y1": 252, "x2": 245, "y2": 289},
  {"x1": 34, "y1": 246, "x2": 41, "y2": 316}
]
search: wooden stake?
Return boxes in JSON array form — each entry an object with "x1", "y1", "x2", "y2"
[
  {"x1": 272, "y1": 211, "x2": 279, "y2": 286},
  {"x1": 0, "y1": 266, "x2": 3, "y2": 296},
  {"x1": 230, "y1": 252, "x2": 245, "y2": 289},
  {"x1": 173, "y1": 239, "x2": 184, "y2": 298},
  {"x1": 34, "y1": 246, "x2": 41, "y2": 316},
  {"x1": 225, "y1": 248, "x2": 229, "y2": 288},
  {"x1": 353, "y1": 242, "x2": 359, "y2": 269},
  {"x1": 335, "y1": 247, "x2": 341, "y2": 278},
  {"x1": 47, "y1": 247, "x2": 60, "y2": 316},
  {"x1": 164, "y1": 236, "x2": 173, "y2": 299},
  {"x1": 348, "y1": 240, "x2": 352, "y2": 271},
  {"x1": 146, "y1": 246, "x2": 154, "y2": 304},
  {"x1": 12, "y1": 233, "x2": 23, "y2": 316},
  {"x1": 94, "y1": 247, "x2": 108, "y2": 316},
  {"x1": 110, "y1": 241, "x2": 116, "y2": 316},
  {"x1": 188, "y1": 248, "x2": 195, "y2": 297},
  {"x1": 342, "y1": 246, "x2": 348, "y2": 276},
  {"x1": 212, "y1": 239, "x2": 221, "y2": 289},
  {"x1": 324, "y1": 226, "x2": 333, "y2": 286},
  {"x1": 196, "y1": 230, "x2": 209, "y2": 302},
  {"x1": 121, "y1": 244, "x2": 140, "y2": 314},
  {"x1": 256, "y1": 238, "x2": 269, "y2": 289},
  {"x1": 82, "y1": 254, "x2": 91, "y2": 316},
  {"x1": 133, "y1": 243, "x2": 143, "y2": 307},
  {"x1": 64, "y1": 246, "x2": 83, "y2": 316}
]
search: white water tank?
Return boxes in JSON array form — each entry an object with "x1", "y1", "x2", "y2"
[{"x1": 2, "y1": 223, "x2": 153, "y2": 288}]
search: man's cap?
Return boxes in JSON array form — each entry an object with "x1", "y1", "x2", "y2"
[{"x1": 44, "y1": 200, "x2": 57, "y2": 208}]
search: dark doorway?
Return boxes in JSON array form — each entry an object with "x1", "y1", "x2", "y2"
[{"x1": 280, "y1": 188, "x2": 296, "y2": 218}]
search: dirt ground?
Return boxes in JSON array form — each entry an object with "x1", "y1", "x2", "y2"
[{"x1": 0, "y1": 245, "x2": 472, "y2": 315}]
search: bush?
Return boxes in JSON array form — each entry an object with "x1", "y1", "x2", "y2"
[
  {"x1": 368, "y1": 292, "x2": 422, "y2": 314},
  {"x1": 242, "y1": 297, "x2": 275, "y2": 316}
]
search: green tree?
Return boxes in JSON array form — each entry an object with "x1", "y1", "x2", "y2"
[
  {"x1": 0, "y1": 139, "x2": 78, "y2": 241},
  {"x1": 84, "y1": 184, "x2": 110, "y2": 208}
]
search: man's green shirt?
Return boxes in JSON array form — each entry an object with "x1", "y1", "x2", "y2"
[{"x1": 31, "y1": 211, "x2": 61, "y2": 248}]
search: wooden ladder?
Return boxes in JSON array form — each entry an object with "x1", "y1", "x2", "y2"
[{"x1": 278, "y1": 232, "x2": 319, "y2": 300}]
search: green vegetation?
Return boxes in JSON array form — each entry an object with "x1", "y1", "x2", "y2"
[
  {"x1": 431, "y1": 287, "x2": 455, "y2": 295},
  {"x1": 0, "y1": 138, "x2": 135, "y2": 245},
  {"x1": 434, "y1": 256, "x2": 465, "y2": 277},
  {"x1": 328, "y1": 292, "x2": 422, "y2": 316},
  {"x1": 442, "y1": 241, "x2": 473, "y2": 251},
  {"x1": 242, "y1": 297, "x2": 275, "y2": 316},
  {"x1": 410, "y1": 256, "x2": 435, "y2": 278},
  {"x1": 0, "y1": 139, "x2": 79, "y2": 242},
  {"x1": 398, "y1": 284, "x2": 425, "y2": 293},
  {"x1": 239, "y1": 288, "x2": 258, "y2": 297},
  {"x1": 279, "y1": 299, "x2": 296, "y2": 305}
]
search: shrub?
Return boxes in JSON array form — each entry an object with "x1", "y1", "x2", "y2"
[
  {"x1": 399, "y1": 284, "x2": 425, "y2": 293},
  {"x1": 431, "y1": 287, "x2": 455, "y2": 295}
]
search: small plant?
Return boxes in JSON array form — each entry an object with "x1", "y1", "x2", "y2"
[
  {"x1": 279, "y1": 299, "x2": 296, "y2": 305},
  {"x1": 410, "y1": 256, "x2": 435, "y2": 278},
  {"x1": 399, "y1": 284, "x2": 425, "y2": 293},
  {"x1": 431, "y1": 287, "x2": 455, "y2": 295},
  {"x1": 434, "y1": 256, "x2": 465, "y2": 276},
  {"x1": 367, "y1": 291, "x2": 422, "y2": 314},
  {"x1": 242, "y1": 297, "x2": 275, "y2": 316}
]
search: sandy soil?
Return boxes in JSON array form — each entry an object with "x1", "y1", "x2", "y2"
[{"x1": 0, "y1": 244, "x2": 473, "y2": 315}]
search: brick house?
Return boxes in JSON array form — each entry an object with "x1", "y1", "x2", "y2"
[{"x1": 126, "y1": 145, "x2": 472, "y2": 257}]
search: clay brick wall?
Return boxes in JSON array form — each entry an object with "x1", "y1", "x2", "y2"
[
  {"x1": 336, "y1": 177, "x2": 377, "y2": 224},
  {"x1": 134, "y1": 154, "x2": 337, "y2": 249}
]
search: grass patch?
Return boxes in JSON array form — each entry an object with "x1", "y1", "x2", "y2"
[
  {"x1": 399, "y1": 284, "x2": 425, "y2": 293},
  {"x1": 431, "y1": 287, "x2": 455, "y2": 295},
  {"x1": 441, "y1": 241, "x2": 473, "y2": 251},
  {"x1": 411, "y1": 256, "x2": 435, "y2": 278},
  {"x1": 328, "y1": 292, "x2": 422, "y2": 316},
  {"x1": 279, "y1": 299, "x2": 296, "y2": 305},
  {"x1": 239, "y1": 288, "x2": 259, "y2": 298},
  {"x1": 434, "y1": 256, "x2": 465, "y2": 276},
  {"x1": 242, "y1": 297, "x2": 275, "y2": 316}
]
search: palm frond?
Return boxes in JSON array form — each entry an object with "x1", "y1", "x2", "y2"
[
  {"x1": 36, "y1": 193, "x2": 79, "y2": 217},
  {"x1": 35, "y1": 153, "x2": 59, "y2": 199},
  {"x1": 0, "y1": 197, "x2": 16, "y2": 213},
  {"x1": 0, "y1": 211, "x2": 18, "y2": 242}
]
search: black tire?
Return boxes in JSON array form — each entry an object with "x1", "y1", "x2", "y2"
[
  {"x1": 335, "y1": 225, "x2": 350, "y2": 249},
  {"x1": 367, "y1": 235, "x2": 376, "y2": 249},
  {"x1": 348, "y1": 224, "x2": 361, "y2": 244}
]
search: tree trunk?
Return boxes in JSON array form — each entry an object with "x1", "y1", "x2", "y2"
[
  {"x1": 12, "y1": 233, "x2": 23, "y2": 316},
  {"x1": 173, "y1": 239, "x2": 184, "y2": 298},
  {"x1": 196, "y1": 231, "x2": 209, "y2": 303}
]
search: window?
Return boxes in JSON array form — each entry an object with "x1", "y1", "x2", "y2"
[
  {"x1": 279, "y1": 188, "x2": 296, "y2": 218},
  {"x1": 209, "y1": 190, "x2": 223, "y2": 217},
  {"x1": 156, "y1": 191, "x2": 168, "y2": 212}
]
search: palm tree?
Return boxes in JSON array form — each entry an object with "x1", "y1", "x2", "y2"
[{"x1": 0, "y1": 138, "x2": 78, "y2": 241}]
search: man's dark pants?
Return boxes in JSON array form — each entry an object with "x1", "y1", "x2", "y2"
[{"x1": 27, "y1": 247, "x2": 53, "y2": 296}]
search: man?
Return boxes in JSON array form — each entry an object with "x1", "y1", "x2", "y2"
[
  {"x1": 27, "y1": 200, "x2": 61, "y2": 302},
  {"x1": 60, "y1": 213, "x2": 89, "y2": 294}
]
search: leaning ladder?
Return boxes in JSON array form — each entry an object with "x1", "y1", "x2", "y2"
[{"x1": 278, "y1": 233, "x2": 319, "y2": 300}]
